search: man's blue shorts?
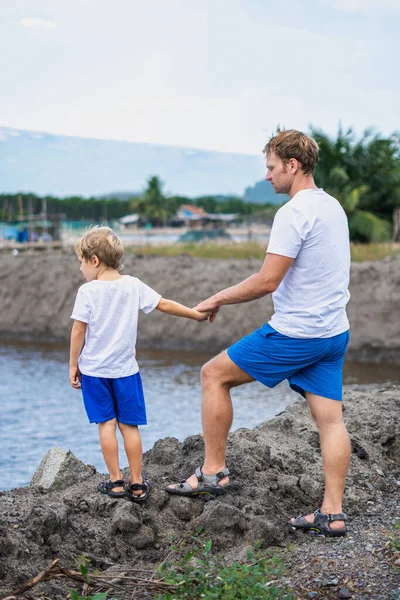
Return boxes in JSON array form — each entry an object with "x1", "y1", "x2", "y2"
[
  {"x1": 81, "y1": 372, "x2": 147, "y2": 425},
  {"x1": 227, "y1": 324, "x2": 350, "y2": 401}
]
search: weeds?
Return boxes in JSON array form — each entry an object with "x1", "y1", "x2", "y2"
[{"x1": 156, "y1": 537, "x2": 292, "y2": 599}]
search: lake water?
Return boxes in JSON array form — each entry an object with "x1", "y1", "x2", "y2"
[{"x1": 1, "y1": 341, "x2": 399, "y2": 491}]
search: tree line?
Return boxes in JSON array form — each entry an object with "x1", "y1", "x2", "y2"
[{"x1": 1, "y1": 125, "x2": 399, "y2": 242}]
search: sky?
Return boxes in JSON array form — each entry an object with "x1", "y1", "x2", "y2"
[{"x1": 1, "y1": 0, "x2": 399, "y2": 155}]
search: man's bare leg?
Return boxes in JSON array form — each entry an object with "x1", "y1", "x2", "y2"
[
  {"x1": 291, "y1": 392, "x2": 351, "y2": 531},
  {"x1": 167, "y1": 351, "x2": 254, "y2": 491}
]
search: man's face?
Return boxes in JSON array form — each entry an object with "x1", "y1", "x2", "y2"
[{"x1": 265, "y1": 151, "x2": 293, "y2": 194}]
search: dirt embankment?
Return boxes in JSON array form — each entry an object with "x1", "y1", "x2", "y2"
[
  {"x1": 1, "y1": 251, "x2": 400, "y2": 361},
  {"x1": 0, "y1": 386, "x2": 399, "y2": 599}
]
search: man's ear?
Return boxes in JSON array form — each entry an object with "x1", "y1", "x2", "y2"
[
  {"x1": 288, "y1": 158, "x2": 300, "y2": 173},
  {"x1": 91, "y1": 255, "x2": 100, "y2": 267}
]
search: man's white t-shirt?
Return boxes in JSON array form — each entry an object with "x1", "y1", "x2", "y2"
[
  {"x1": 267, "y1": 188, "x2": 350, "y2": 339},
  {"x1": 71, "y1": 275, "x2": 161, "y2": 378}
]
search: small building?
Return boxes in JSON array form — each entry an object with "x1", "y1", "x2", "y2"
[
  {"x1": 119, "y1": 214, "x2": 140, "y2": 229},
  {"x1": 176, "y1": 204, "x2": 209, "y2": 228}
]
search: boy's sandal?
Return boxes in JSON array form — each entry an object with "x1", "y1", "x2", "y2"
[
  {"x1": 97, "y1": 478, "x2": 127, "y2": 498},
  {"x1": 166, "y1": 466, "x2": 230, "y2": 497},
  {"x1": 289, "y1": 508, "x2": 347, "y2": 537},
  {"x1": 127, "y1": 477, "x2": 152, "y2": 503}
]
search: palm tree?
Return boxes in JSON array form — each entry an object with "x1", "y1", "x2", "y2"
[{"x1": 311, "y1": 125, "x2": 399, "y2": 242}]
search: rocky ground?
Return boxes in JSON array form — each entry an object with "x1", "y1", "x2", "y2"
[{"x1": 0, "y1": 385, "x2": 399, "y2": 599}]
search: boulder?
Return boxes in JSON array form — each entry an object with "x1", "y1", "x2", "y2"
[{"x1": 30, "y1": 446, "x2": 96, "y2": 492}]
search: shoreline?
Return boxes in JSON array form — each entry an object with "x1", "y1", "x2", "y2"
[
  {"x1": 0, "y1": 252, "x2": 400, "y2": 362},
  {"x1": 0, "y1": 384, "x2": 399, "y2": 598}
]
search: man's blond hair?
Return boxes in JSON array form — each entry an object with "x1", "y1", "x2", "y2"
[
  {"x1": 263, "y1": 129, "x2": 319, "y2": 175},
  {"x1": 75, "y1": 226, "x2": 124, "y2": 271}
]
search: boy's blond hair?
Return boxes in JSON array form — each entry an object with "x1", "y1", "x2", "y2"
[
  {"x1": 263, "y1": 129, "x2": 319, "y2": 175},
  {"x1": 75, "y1": 226, "x2": 124, "y2": 271}
]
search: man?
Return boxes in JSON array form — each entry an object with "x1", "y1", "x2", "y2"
[{"x1": 167, "y1": 129, "x2": 351, "y2": 537}]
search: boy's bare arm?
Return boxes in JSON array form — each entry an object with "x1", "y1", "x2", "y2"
[
  {"x1": 69, "y1": 320, "x2": 87, "y2": 388},
  {"x1": 156, "y1": 298, "x2": 212, "y2": 322}
]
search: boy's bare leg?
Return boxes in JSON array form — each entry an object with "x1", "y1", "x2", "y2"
[
  {"x1": 291, "y1": 392, "x2": 351, "y2": 531},
  {"x1": 168, "y1": 351, "x2": 254, "y2": 491},
  {"x1": 98, "y1": 418, "x2": 124, "y2": 492},
  {"x1": 118, "y1": 422, "x2": 143, "y2": 496}
]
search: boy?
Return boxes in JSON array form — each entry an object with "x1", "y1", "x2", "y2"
[{"x1": 69, "y1": 226, "x2": 211, "y2": 503}]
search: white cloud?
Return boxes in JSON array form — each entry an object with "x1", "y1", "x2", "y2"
[
  {"x1": 332, "y1": 0, "x2": 400, "y2": 12},
  {"x1": 18, "y1": 18, "x2": 56, "y2": 29}
]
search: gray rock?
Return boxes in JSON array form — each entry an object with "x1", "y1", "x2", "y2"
[
  {"x1": 110, "y1": 503, "x2": 142, "y2": 535},
  {"x1": 30, "y1": 446, "x2": 96, "y2": 492},
  {"x1": 338, "y1": 588, "x2": 352, "y2": 599},
  {"x1": 131, "y1": 524, "x2": 156, "y2": 549},
  {"x1": 322, "y1": 577, "x2": 339, "y2": 586},
  {"x1": 193, "y1": 501, "x2": 247, "y2": 534},
  {"x1": 170, "y1": 495, "x2": 204, "y2": 521}
]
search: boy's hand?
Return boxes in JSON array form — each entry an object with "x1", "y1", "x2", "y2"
[
  {"x1": 69, "y1": 366, "x2": 82, "y2": 389},
  {"x1": 193, "y1": 309, "x2": 213, "y2": 322},
  {"x1": 194, "y1": 297, "x2": 220, "y2": 323}
]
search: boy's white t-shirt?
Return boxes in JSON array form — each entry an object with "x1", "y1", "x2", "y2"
[
  {"x1": 267, "y1": 188, "x2": 350, "y2": 339},
  {"x1": 71, "y1": 275, "x2": 161, "y2": 378}
]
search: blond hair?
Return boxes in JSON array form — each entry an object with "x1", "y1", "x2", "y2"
[
  {"x1": 263, "y1": 129, "x2": 319, "y2": 175},
  {"x1": 75, "y1": 226, "x2": 124, "y2": 271}
]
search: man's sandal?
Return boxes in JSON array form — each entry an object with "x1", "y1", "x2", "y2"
[
  {"x1": 166, "y1": 466, "x2": 230, "y2": 497},
  {"x1": 97, "y1": 478, "x2": 127, "y2": 498},
  {"x1": 126, "y1": 477, "x2": 152, "y2": 504},
  {"x1": 289, "y1": 508, "x2": 347, "y2": 537}
]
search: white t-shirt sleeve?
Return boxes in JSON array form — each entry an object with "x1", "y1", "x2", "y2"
[
  {"x1": 71, "y1": 286, "x2": 91, "y2": 323},
  {"x1": 267, "y1": 204, "x2": 310, "y2": 259},
  {"x1": 138, "y1": 280, "x2": 162, "y2": 314}
]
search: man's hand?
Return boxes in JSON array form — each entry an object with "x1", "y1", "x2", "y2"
[
  {"x1": 192, "y1": 309, "x2": 214, "y2": 322},
  {"x1": 194, "y1": 297, "x2": 220, "y2": 323},
  {"x1": 69, "y1": 365, "x2": 82, "y2": 389}
]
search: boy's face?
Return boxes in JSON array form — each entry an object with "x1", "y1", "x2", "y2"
[{"x1": 78, "y1": 255, "x2": 100, "y2": 281}]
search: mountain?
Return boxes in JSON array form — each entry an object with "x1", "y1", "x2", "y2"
[
  {"x1": 244, "y1": 179, "x2": 288, "y2": 205},
  {"x1": 0, "y1": 127, "x2": 267, "y2": 198}
]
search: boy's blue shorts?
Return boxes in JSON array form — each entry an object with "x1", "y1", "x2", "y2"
[
  {"x1": 81, "y1": 372, "x2": 147, "y2": 425},
  {"x1": 227, "y1": 324, "x2": 350, "y2": 401}
]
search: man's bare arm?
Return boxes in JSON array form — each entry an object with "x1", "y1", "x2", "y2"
[{"x1": 195, "y1": 253, "x2": 294, "y2": 314}]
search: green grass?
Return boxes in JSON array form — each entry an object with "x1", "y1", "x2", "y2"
[
  {"x1": 390, "y1": 520, "x2": 400, "y2": 553},
  {"x1": 156, "y1": 538, "x2": 292, "y2": 600},
  {"x1": 350, "y1": 242, "x2": 400, "y2": 262},
  {"x1": 126, "y1": 241, "x2": 400, "y2": 262},
  {"x1": 126, "y1": 241, "x2": 267, "y2": 260}
]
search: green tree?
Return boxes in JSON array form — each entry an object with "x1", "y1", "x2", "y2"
[
  {"x1": 136, "y1": 176, "x2": 167, "y2": 226},
  {"x1": 311, "y1": 125, "x2": 400, "y2": 242}
]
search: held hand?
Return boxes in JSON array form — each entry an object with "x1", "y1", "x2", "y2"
[
  {"x1": 209, "y1": 307, "x2": 220, "y2": 323},
  {"x1": 69, "y1": 366, "x2": 82, "y2": 389},
  {"x1": 193, "y1": 309, "x2": 214, "y2": 322},
  {"x1": 194, "y1": 296, "x2": 220, "y2": 313}
]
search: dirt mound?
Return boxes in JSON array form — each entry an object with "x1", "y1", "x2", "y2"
[
  {"x1": 1, "y1": 251, "x2": 400, "y2": 361},
  {"x1": 0, "y1": 385, "x2": 399, "y2": 598}
]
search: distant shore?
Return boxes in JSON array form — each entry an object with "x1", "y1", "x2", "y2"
[{"x1": 0, "y1": 251, "x2": 399, "y2": 362}]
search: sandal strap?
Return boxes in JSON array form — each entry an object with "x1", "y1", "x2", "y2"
[
  {"x1": 109, "y1": 479, "x2": 125, "y2": 486},
  {"x1": 194, "y1": 466, "x2": 230, "y2": 490},
  {"x1": 195, "y1": 466, "x2": 230, "y2": 480},
  {"x1": 314, "y1": 508, "x2": 347, "y2": 522},
  {"x1": 327, "y1": 512, "x2": 347, "y2": 522},
  {"x1": 129, "y1": 483, "x2": 147, "y2": 492}
]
